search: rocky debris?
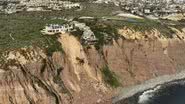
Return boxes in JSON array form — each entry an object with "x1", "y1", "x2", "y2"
[
  {"x1": 72, "y1": 21, "x2": 97, "y2": 44},
  {"x1": 58, "y1": 33, "x2": 98, "y2": 81}
]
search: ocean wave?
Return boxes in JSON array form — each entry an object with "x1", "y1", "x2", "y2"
[
  {"x1": 138, "y1": 85, "x2": 161, "y2": 104},
  {"x1": 113, "y1": 70, "x2": 185, "y2": 104}
]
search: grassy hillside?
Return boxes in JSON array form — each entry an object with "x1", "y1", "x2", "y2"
[
  {"x1": 0, "y1": 9, "x2": 184, "y2": 53},
  {"x1": 77, "y1": 17, "x2": 184, "y2": 51},
  {"x1": 0, "y1": 13, "x2": 65, "y2": 53}
]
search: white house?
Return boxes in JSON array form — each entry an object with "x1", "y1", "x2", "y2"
[
  {"x1": 60, "y1": 1, "x2": 80, "y2": 9},
  {"x1": 41, "y1": 24, "x2": 74, "y2": 35}
]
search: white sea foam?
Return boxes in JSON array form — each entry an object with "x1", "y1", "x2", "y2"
[
  {"x1": 113, "y1": 70, "x2": 185, "y2": 104},
  {"x1": 138, "y1": 86, "x2": 161, "y2": 104}
]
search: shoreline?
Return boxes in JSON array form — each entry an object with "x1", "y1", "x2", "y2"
[{"x1": 112, "y1": 70, "x2": 185, "y2": 103}]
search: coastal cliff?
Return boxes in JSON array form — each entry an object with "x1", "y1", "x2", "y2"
[{"x1": 0, "y1": 26, "x2": 185, "y2": 104}]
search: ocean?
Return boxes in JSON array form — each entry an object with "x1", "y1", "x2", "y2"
[{"x1": 115, "y1": 79, "x2": 185, "y2": 104}]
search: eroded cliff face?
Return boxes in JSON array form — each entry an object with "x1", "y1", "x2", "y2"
[{"x1": 0, "y1": 27, "x2": 185, "y2": 104}]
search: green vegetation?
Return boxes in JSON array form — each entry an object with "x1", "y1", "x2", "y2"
[
  {"x1": 0, "y1": 13, "x2": 65, "y2": 55},
  {"x1": 0, "y1": 10, "x2": 183, "y2": 55},
  {"x1": 100, "y1": 18, "x2": 176, "y2": 38},
  {"x1": 0, "y1": 2, "x2": 120, "y2": 52},
  {"x1": 101, "y1": 65, "x2": 120, "y2": 88},
  {"x1": 119, "y1": 18, "x2": 185, "y2": 38},
  {"x1": 77, "y1": 18, "x2": 122, "y2": 50},
  {"x1": 78, "y1": 17, "x2": 184, "y2": 50},
  {"x1": 45, "y1": 35, "x2": 64, "y2": 56},
  {"x1": 92, "y1": 24, "x2": 121, "y2": 50},
  {"x1": 70, "y1": 28, "x2": 84, "y2": 40}
]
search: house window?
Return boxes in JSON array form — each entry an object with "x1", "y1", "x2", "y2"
[{"x1": 48, "y1": 30, "x2": 52, "y2": 32}]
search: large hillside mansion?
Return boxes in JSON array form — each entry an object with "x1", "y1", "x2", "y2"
[
  {"x1": 41, "y1": 24, "x2": 74, "y2": 35},
  {"x1": 41, "y1": 22, "x2": 97, "y2": 43}
]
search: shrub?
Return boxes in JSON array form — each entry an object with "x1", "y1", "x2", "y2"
[
  {"x1": 45, "y1": 35, "x2": 64, "y2": 56},
  {"x1": 101, "y1": 65, "x2": 120, "y2": 88}
]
